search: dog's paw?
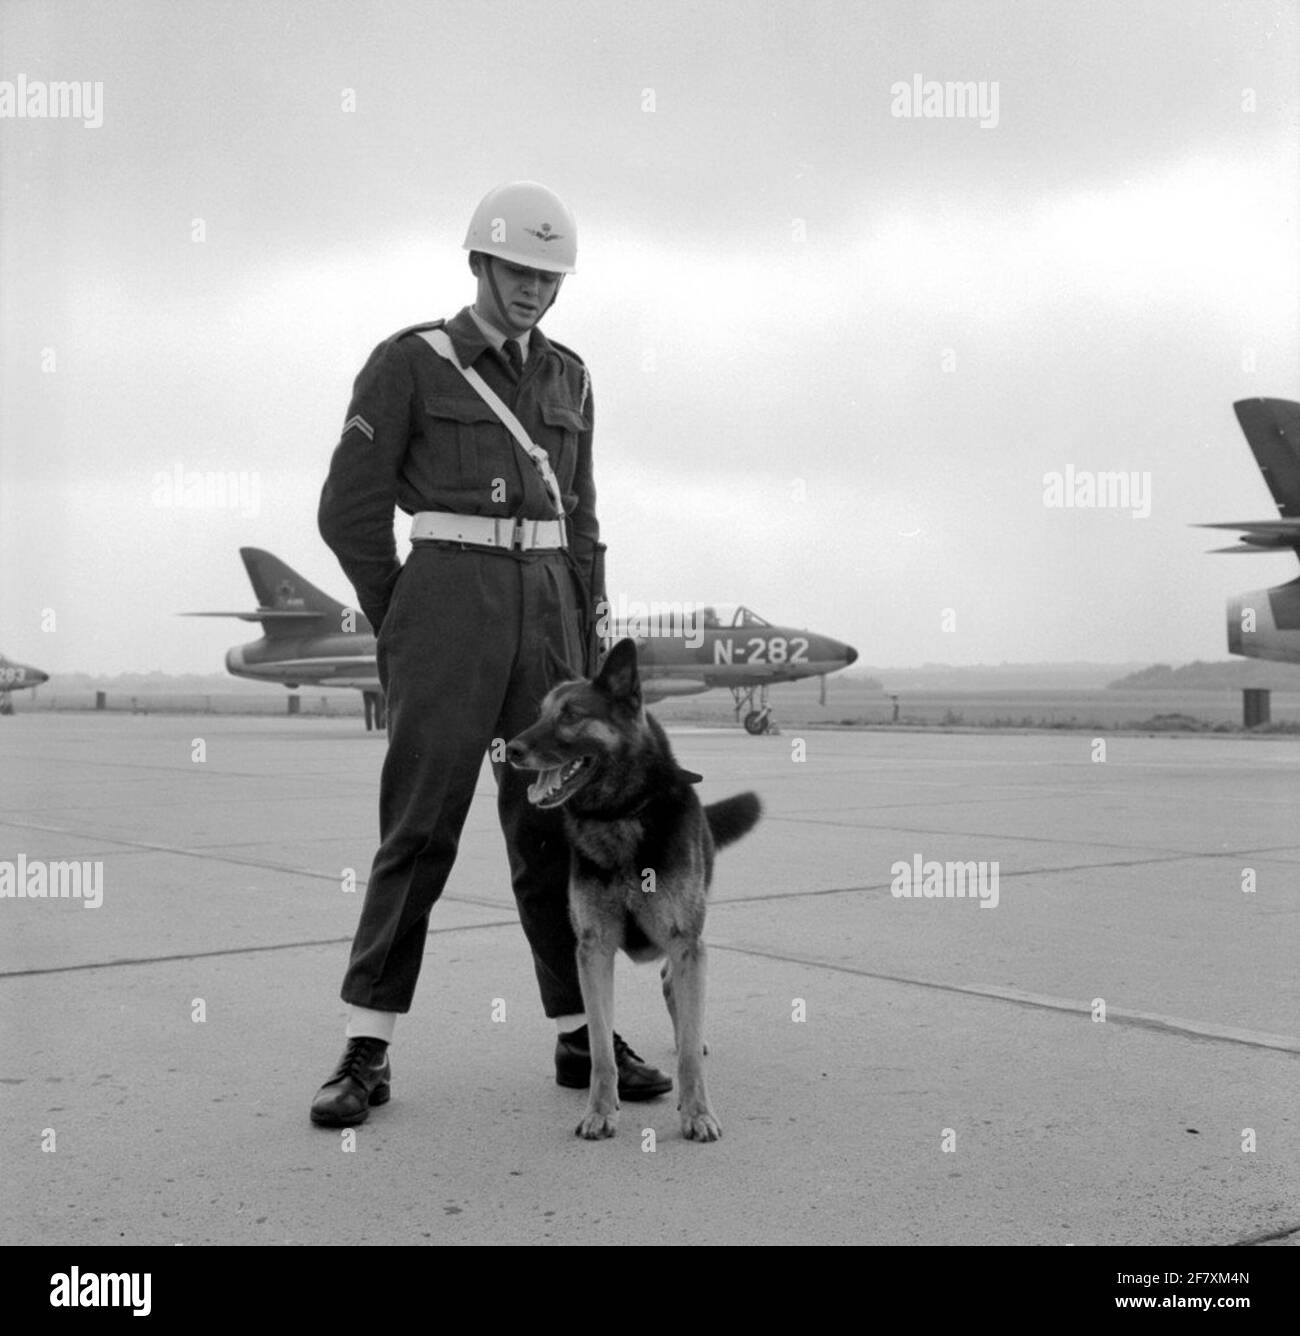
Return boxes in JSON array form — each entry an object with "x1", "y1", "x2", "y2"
[
  {"x1": 680, "y1": 1108, "x2": 722, "y2": 1142},
  {"x1": 575, "y1": 1109, "x2": 619, "y2": 1140}
]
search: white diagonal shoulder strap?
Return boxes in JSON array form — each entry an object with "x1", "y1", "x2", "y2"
[{"x1": 419, "y1": 328, "x2": 565, "y2": 519}]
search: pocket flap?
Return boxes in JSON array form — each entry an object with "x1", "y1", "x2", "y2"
[
  {"x1": 540, "y1": 401, "x2": 587, "y2": 432},
  {"x1": 424, "y1": 395, "x2": 500, "y2": 424}
]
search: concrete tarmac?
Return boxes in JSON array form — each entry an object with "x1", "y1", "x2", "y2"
[{"x1": 1, "y1": 715, "x2": 1296, "y2": 1246}]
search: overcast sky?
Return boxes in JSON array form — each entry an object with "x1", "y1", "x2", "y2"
[{"x1": 2, "y1": 0, "x2": 1297, "y2": 674}]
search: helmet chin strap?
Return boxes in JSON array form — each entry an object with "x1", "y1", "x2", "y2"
[{"x1": 486, "y1": 258, "x2": 562, "y2": 333}]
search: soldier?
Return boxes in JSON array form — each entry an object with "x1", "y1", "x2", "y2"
[{"x1": 311, "y1": 182, "x2": 671, "y2": 1126}]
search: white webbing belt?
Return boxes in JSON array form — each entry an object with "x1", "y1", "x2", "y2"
[
  {"x1": 418, "y1": 328, "x2": 566, "y2": 520},
  {"x1": 409, "y1": 512, "x2": 565, "y2": 550}
]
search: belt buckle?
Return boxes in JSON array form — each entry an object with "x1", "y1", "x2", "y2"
[{"x1": 513, "y1": 519, "x2": 537, "y2": 551}]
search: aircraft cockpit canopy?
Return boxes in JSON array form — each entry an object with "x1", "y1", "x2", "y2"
[{"x1": 698, "y1": 604, "x2": 771, "y2": 629}]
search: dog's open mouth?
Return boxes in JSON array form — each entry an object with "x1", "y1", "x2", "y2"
[{"x1": 527, "y1": 756, "x2": 591, "y2": 808}]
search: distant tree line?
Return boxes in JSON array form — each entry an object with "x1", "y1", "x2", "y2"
[{"x1": 1108, "y1": 661, "x2": 1300, "y2": 690}]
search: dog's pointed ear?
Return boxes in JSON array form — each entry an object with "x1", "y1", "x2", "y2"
[{"x1": 594, "y1": 637, "x2": 640, "y2": 707}]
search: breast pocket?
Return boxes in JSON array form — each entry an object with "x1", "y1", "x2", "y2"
[
  {"x1": 423, "y1": 395, "x2": 509, "y2": 500},
  {"x1": 539, "y1": 401, "x2": 586, "y2": 493}
]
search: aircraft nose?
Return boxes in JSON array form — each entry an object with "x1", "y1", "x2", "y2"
[
  {"x1": 844, "y1": 644, "x2": 858, "y2": 666},
  {"x1": 34, "y1": 670, "x2": 49, "y2": 685}
]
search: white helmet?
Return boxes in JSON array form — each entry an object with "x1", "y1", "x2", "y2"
[{"x1": 463, "y1": 181, "x2": 578, "y2": 274}]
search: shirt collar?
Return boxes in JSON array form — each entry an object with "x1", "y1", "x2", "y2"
[
  {"x1": 465, "y1": 305, "x2": 532, "y2": 360},
  {"x1": 444, "y1": 306, "x2": 553, "y2": 370}
]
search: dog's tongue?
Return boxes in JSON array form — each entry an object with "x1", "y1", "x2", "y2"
[{"x1": 528, "y1": 767, "x2": 564, "y2": 804}]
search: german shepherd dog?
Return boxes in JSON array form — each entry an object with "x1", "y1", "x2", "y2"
[{"x1": 506, "y1": 638, "x2": 760, "y2": 1141}]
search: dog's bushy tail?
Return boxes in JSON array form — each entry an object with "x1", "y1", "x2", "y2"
[{"x1": 705, "y1": 792, "x2": 762, "y2": 849}]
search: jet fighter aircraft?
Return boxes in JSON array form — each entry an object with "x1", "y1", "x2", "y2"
[
  {"x1": 1198, "y1": 398, "x2": 1300, "y2": 664},
  {"x1": 189, "y1": 549, "x2": 859, "y2": 733},
  {"x1": 0, "y1": 653, "x2": 49, "y2": 715}
]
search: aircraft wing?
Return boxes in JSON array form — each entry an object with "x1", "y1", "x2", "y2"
[{"x1": 183, "y1": 610, "x2": 324, "y2": 621}]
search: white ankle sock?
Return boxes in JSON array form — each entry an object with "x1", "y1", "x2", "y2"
[{"x1": 346, "y1": 1006, "x2": 397, "y2": 1043}]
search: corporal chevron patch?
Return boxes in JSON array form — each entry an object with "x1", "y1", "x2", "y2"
[{"x1": 343, "y1": 414, "x2": 374, "y2": 441}]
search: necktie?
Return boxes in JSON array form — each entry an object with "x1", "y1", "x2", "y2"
[{"x1": 503, "y1": 339, "x2": 524, "y2": 378}]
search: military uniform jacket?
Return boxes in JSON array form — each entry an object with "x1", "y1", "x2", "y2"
[{"x1": 318, "y1": 306, "x2": 598, "y2": 634}]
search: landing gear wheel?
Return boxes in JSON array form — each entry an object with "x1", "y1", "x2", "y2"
[{"x1": 743, "y1": 710, "x2": 769, "y2": 735}]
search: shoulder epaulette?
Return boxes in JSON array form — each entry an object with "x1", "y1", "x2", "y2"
[
  {"x1": 546, "y1": 337, "x2": 585, "y2": 366},
  {"x1": 389, "y1": 319, "x2": 446, "y2": 343}
]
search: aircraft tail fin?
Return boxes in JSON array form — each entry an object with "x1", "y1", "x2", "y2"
[
  {"x1": 1197, "y1": 401, "x2": 1300, "y2": 558},
  {"x1": 1233, "y1": 399, "x2": 1300, "y2": 519},
  {"x1": 184, "y1": 548, "x2": 367, "y2": 639}
]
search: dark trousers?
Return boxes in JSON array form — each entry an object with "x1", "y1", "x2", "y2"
[{"x1": 341, "y1": 543, "x2": 586, "y2": 1016}]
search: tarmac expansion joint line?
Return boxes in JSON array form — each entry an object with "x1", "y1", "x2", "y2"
[
  {"x1": 4, "y1": 817, "x2": 1293, "y2": 1055},
  {"x1": 0, "y1": 916, "x2": 523, "y2": 980},
  {"x1": 708, "y1": 942, "x2": 1300, "y2": 1055},
  {"x1": 707, "y1": 851, "x2": 1265, "y2": 907},
  {"x1": 1232, "y1": 1222, "x2": 1300, "y2": 1246},
  {"x1": 764, "y1": 810, "x2": 1288, "y2": 864},
  {"x1": 0, "y1": 817, "x2": 508, "y2": 913}
]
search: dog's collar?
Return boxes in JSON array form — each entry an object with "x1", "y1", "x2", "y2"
[
  {"x1": 571, "y1": 795, "x2": 655, "y2": 823},
  {"x1": 569, "y1": 768, "x2": 702, "y2": 823}
]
